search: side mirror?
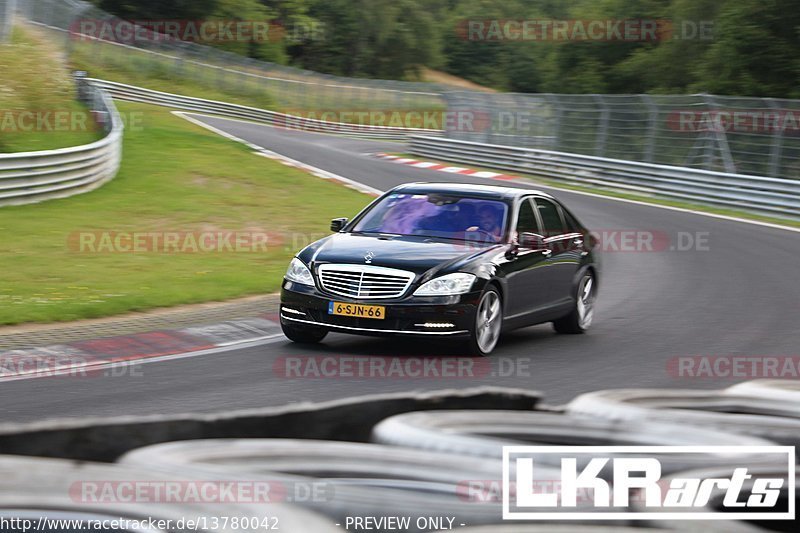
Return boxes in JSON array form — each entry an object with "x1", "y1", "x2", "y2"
[
  {"x1": 330, "y1": 218, "x2": 348, "y2": 232},
  {"x1": 519, "y1": 232, "x2": 545, "y2": 249}
]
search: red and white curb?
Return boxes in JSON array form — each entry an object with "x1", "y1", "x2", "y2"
[
  {"x1": 0, "y1": 315, "x2": 284, "y2": 381},
  {"x1": 374, "y1": 153, "x2": 517, "y2": 181}
]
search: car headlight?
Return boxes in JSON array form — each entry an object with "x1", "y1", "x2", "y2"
[
  {"x1": 285, "y1": 258, "x2": 314, "y2": 286},
  {"x1": 413, "y1": 273, "x2": 477, "y2": 296}
]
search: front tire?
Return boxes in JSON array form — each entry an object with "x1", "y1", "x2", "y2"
[
  {"x1": 553, "y1": 271, "x2": 596, "y2": 334},
  {"x1": 281, "y1": 321, "x2": 329, "y2": 344},
  {"x1": 466, "y1": 287, "x2": 503, "y2": 356}
]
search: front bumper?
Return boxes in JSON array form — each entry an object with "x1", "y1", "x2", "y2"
[{"x1": 280, "y1": 280, "x2": 479, "y2": 337}]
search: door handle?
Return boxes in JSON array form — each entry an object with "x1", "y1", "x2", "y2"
[
  {"x1": 542, "y1": 250, "x2": 553, "y2": 257},
  {"x1": 574, "y1": 239, "x2": 584, "y2": 246}
]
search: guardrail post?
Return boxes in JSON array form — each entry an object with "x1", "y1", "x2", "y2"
[{"x1": 73, "y1": 70, "x2": 89, "y2": 102}]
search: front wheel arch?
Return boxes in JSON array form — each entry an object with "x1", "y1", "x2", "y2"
[{"x1": 477, "y1": 275, "x2": 506, "y2": 313}]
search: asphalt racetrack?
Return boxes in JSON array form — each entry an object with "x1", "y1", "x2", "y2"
[{"x1": 2, "y1": 115, "x2": 798, "y2": 422}]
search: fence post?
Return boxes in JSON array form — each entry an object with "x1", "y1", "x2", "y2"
[
  {"x1": 594, "y1": 94, "x2": 609, "y2": 157},
  {"x1": 641, "y1": 94, "x2": 659, "y2": 163},
  {"x1": 544, "y1": 94, "x2": 562, "y2": 151},
  {"x1": 765, "y1": 98, "x2": 784, "y2": 178},
  {"x1": 702, "y1": 94, "x2": 737, "y2": 173}
]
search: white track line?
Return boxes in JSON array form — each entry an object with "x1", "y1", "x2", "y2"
[{"x1": 174, "y1": 112, "x2": 382, "y2": 197}]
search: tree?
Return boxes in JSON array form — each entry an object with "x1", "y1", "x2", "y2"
[{"x1": 690, "y1": 0, "x2": 800, "y2": 97}]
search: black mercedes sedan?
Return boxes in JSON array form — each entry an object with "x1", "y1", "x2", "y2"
[{"x1": 280, "y1": 183, "x2": 598, "y2": 355}]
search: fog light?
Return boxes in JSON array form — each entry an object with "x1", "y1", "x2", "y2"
[
  {"x1": 281, "y1": 307, "x2": 306, "y2": 316},
  {"x1": 415, "y1": 322, "x2": 455, "y2": 328}
]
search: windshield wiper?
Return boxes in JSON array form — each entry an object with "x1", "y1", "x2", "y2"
[{"x1": 349, "y1": 231, "x2": 401, "y2": 237}]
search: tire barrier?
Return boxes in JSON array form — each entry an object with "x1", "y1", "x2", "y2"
[
  {"x1": 0, "y1": 387, "x2": 542, "y2": 461},
  {"x1": 371, "y1": 410, "x2": 775, "y2": 478},
  {"x1": 119, "y1": 439, "x2": 588, "y2": 531},
  {"x1": 566, "y1": 389, "x2": 800, "y2": 447},
  {"x1": 1, "y1": 387, "x2": 796, "y2": 530},
  {"x1": 724, "y1": 380, "x2": 800, "y2": 403},
  {"x1": 0, "y1": 455, "x2": 338, "y2": 533}
]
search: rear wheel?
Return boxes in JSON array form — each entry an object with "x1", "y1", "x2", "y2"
[
  {"x1": 281, "y1": 321, "x2": 329, "y2": 344},
  {"x1": 466, "y1": 287, "x2": 503, "y2": 356},
  {"x1": 553, "y1": 271, "x2": 596, "y2": 334}
]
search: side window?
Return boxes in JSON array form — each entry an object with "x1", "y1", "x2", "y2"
[
  {"x1": 536, "y1": 199, "x2": 565, "y2": 237},
  {"x1": 515, "y1": 199, "x2": 540, "y2": 236},
  {"x1": 562, "y1": 208, "x2": 582, "y2": 233}
]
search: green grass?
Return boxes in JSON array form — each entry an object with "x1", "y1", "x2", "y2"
[
  {"x1": 0, "y1": 27, "x2": 102, "y2": 152},
  {"x1": 0, "y1": 102, "x2": 371, "y2": 326},
  {"x1": 396, "y1": 153, "x2": 800, "y2": 229}
]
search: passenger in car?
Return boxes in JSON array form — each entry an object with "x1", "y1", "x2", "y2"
[{"x1": 416, "y1": 204, "x2": 466, "y2": 233}]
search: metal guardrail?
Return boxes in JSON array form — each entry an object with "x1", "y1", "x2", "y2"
[
  {"x1": 0, "y1": 82, "x2": 123, "y2": 207},
  {"x1": 410, "y1": 135, "x2": 800, "y2": 219},
  {"x1": 88, "y1": 78, "x2": 442, "y2": 140}
]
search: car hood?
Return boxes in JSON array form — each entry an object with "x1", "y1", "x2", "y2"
[{"x1": 299, "y1": 233, "x2": 499, "y2": 277}]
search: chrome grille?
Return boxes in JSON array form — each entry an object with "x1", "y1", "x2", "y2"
[{"x1": 317, "y1": 264, "x2": 415, "y2": 299}]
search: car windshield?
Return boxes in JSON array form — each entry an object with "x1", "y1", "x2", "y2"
[{"x1": 351, "y1": 193, "x2": 509, "y2": 243}]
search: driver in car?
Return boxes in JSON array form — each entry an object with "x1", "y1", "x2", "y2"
[{"x1": 466, "y1": 204, "x2": 502, "y2": 240}]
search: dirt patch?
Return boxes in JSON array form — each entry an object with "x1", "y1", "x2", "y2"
[{"x1": 419, "y1": 68, "x2": 496, "y2": 93}]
